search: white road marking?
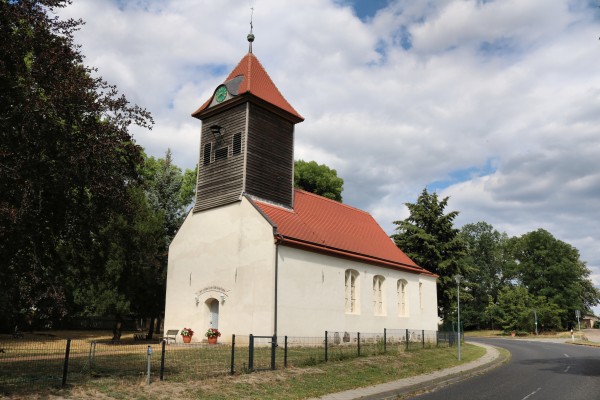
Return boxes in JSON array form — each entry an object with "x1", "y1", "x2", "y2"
[
  {"x1": 564, "y1": 366, "x2": 571, "y2": 373},
  {"x1": 564, "y1": 353, "x2": 570, "y2": 358},
  {"x1": 522, "y1": 387, "x2": 542, "y2": 400}
]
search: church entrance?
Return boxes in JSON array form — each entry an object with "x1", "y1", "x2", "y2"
[{"x1": 206, "y1": 298, "x2": 219, "y2": 330}]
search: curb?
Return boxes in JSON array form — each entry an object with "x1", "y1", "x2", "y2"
[{"x1": 311, "y1": 341, "x2": 509, "y2": 400}]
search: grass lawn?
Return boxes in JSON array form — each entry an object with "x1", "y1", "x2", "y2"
[{"x1": 14, "y1": 343, "x2": 485, "y2": 400}]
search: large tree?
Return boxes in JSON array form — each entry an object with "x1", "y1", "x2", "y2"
[
  {"x1": 64, "y1": 151, "x2": 196, "y2": 339},
  {"x1": 459, "y1": 222, "x2": 512, "y2": 329},
  {"x1": 510, "y1": 229, "x2": 599, "y2": 327},
  {"x1": 391, "y1": 188, "x2": 468, "y2": 322},
  {"x1": 294, "y1": 160, "x2": 343, "y2": 202},
  {"x1": 0, "y1": 0, "x2": 152, "y2": 330}
]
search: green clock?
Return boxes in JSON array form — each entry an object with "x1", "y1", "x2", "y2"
[{"x1": 215, "y1": 85, "x2": 228, "y2": 103}]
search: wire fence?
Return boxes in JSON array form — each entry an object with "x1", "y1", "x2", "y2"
[{"x1": 0, "y1": 328, "x2": 461, "y2": 396}]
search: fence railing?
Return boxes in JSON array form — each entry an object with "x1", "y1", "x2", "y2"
[{"x1": 0, "y1": 329, "x2": 462, "y2": 395}]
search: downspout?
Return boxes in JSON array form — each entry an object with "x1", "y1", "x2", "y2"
[{"x1": 274, "y1": 233, "x2": 284, "y2": 337}]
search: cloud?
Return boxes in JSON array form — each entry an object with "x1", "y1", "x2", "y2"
[{"x1": 57, "y1": 0, "x2": 600, "y2": 293}]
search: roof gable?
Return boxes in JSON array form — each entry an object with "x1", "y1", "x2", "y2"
[
  {"x1": 252, "y1": 190, "x2": 434, "y2": 276},
  {"x1": 193, "y1": 53, "x2": 303, "y2": 121}
]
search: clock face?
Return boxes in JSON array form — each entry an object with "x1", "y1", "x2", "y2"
[{"x1": 215, "y1": 85, "x2": 228, "y2": 103}]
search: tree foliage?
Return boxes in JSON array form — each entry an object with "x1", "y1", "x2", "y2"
[
  {"x1": 509, "y1": 229, "x2": 599, "y2": 327},
  {"x1": 0, "y1": 0, "x2": 152, "y2": 330},
  {"x1": 294, "y1": 160, "x2": 343, "y2": 202},
  {"x1": 391, "y1": 188, "x2": 468, "y2": 321},
  {"x1": 458, "y1": 222, "x2": 511, "y2": 329}
]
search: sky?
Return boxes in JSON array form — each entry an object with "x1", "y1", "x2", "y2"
[{"x1": 58, "y1": 0, "x2": 600, "y2": 308}]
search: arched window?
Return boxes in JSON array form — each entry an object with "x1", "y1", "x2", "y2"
[
  {"x1": 373, "y1": 275, "x2": 385, "y2": 315},
  {"x1": 345, "y1": 269, "x2": 359, "y2": 314},
  {"x1": 397, "y1": 279, "x2": 408, "y2": 317}
]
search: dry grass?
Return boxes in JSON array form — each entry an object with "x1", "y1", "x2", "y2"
[{"x1": 3, "y1": 344, "x2": 485, "y2": 400}]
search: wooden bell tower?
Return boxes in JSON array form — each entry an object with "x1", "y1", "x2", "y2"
[{"x1": 191, "y1": 37, "x2": 303, "y2": 212}]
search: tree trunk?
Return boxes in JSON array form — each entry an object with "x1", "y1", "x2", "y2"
[
  {"x1": 112, "y1": 316, "x2": 122, "y2": 342},
  {"x1": 147, "y1": 316, "x2": 155, "y2": 340}
]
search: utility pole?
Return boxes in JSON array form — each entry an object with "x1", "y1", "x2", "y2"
[{"x1": 455, "y1": 275, "x2": 463, "y2": 362}]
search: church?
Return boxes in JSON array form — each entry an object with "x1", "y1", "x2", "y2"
[{"x1": 163, "y1": 34, "x2": 438, "y2": 342}]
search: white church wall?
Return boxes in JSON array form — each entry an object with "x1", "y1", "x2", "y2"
[
  {"x1": 164, "y1": 198, "x2": 276, "y2": 343},
  {"x1": 276, "y1": 246, "x2": 438, "y2": 338}
]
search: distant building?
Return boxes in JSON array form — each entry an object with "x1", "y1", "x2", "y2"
[{"x1": 164, "y1": 38, "x2": 438, "y2": 342}]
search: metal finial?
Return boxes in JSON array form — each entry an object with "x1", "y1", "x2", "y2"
[{"x1": 247, "y1": 7, "x2": 254, "y2": 53}]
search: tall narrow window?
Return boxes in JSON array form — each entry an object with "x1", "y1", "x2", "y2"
[
  {"x1": 397, "y1": 279, "x2": 408, "y2": 316},
  {"x1": 203, "y1": 142, "x2": 212, "y2": 165},
  {"x1": 233, "y1": 132, "x2": 242, "y2": 155},
  {"x1": 345, "y1": 269, "x2": 359, "y2": 314},
  {"x1": 419, "y1": 282, "x2": 423, "y2": 310},
  {"x1": 373, "y1": 275, "x2": 385, "y2": 316}
]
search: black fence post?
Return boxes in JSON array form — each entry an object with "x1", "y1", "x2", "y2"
[
  {"x1": 62, "y1": 339, "x2": 71, "y2": 387},
  {"x1": 422, "y1": 330, "x2": 425, "y2": 349},
  {"x1": 405, "y1": 329, "x2": 409, "y2": 351},
  {"x1": 160, "y1": 339, "x2": 166, "y2": 381},
  {"x1": 324, "y1": 331, "x2": 328, "y2": 362},
  {"x1": 384, "y1": 328, "x2": 387, "y2": 353},
  {"x1": 284, "y1": 336, "x2": 288, "y2": 368},
  {"x1": 230, "y1": 334, "x2": 236, "y2": 375},
  {"x1": 248, "y1": 334, "x2": 254, "y2": 371},
  {"x1": 357, "y1": 332, "x2": 361, "y2": 357},
  {"x1": 436, "y1": 330, "x2": 439, "y2": 347},
  {"x1": 271, "y1": 335, "x2": 276, "y2": 370}
]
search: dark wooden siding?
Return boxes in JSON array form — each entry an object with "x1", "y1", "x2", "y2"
[
  {"x1": 194, "y1": 104, "x2": 247, "y2": 212},
  {"x1": 245, "y1": 104, "x2": 294, "y2": 208}
]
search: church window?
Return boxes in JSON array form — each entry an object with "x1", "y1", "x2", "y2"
[
  {"x1": 233, "y1": 132, "x2": 242, "y2": 155},
  {"x1": 345, "y1": 269, "x2": 359, "y2": 314},
  {"x1": 373, "y1": 275, "x2": 385, "y2": 316},
  {"x1": 419, "y1": 282, "x2": 423, "y2": 310},
  {"x1": 397, "y1": 279, "x2": 408, "y2": 316},
  {"x1": 215, "y1": 146, "x2": 228, "y2": 161}
]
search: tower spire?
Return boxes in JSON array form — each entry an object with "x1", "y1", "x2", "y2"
[{"x1": 247, "y1": 7, "x2": 255, "y2": 53}]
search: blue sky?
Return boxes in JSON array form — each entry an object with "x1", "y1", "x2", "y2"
[{"x1": 58, "y1": 0, "x2": 600, "y2": 312}]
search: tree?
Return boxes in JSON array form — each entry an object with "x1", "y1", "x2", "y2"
[
  {"x1": 0, "y1": 0, "x2": 152, "y2": 330},
  {"x1": 391, "y1": 188, "x2": 468, "y2": 322},
  {"x1": 510, "y1": 229, "x2": 599, "y2": 328},
  {"x1": 294, "y1": 160, "x2": 343, "y2": 202},
  {"x1": 495, "y1": 286, "x2": 563, "y2": 333},
  {"x1": 65, "y1": 151, "x2": 196, "y2": 339},
  {"x1": 459, "y1": 222, "x2": 511, "y2": 329}
]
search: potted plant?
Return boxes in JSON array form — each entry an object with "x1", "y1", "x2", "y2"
[
  {"x1": 181, "y1": 327, "x2": 194, "y2": 343},
  {"x1": 205, "y1": 328, "x2": 221, "y2": 344}
]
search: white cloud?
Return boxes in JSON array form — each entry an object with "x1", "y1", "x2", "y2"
[{"x1": 57, "y1": 0, "x2": 600, "y2": 293}]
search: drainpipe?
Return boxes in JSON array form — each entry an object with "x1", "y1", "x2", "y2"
[{"x1": 274, "y1": 234, "x2": 284, "y2": 337}]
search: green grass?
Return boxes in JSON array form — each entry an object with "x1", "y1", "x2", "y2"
[{"x1": 40, "y1": 344, "x2": 484, "y2": 400}]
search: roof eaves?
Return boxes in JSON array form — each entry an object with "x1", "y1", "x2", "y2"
[{"x1": 280, "y1": 236, "x2": 437, "y2": 277}]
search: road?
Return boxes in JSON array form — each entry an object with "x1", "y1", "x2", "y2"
[{"x1": 411, "y1": 338, "x2": 600, "y2": 400}]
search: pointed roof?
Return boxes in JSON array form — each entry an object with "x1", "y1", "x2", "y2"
[
  {"x1": 193, "y1": 53, "x2": 304, "y2": 121},
  {"x1": 251, "y1": 190, "x2": 436, "y2": 276}
]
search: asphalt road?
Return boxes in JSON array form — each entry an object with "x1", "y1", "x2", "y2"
[{"x1": 410, "y1": 338, "x2": 600, "y2": 400}]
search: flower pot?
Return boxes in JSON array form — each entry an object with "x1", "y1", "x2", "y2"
[
  {"x1": 182, "y1": 335, "x2": 192, "y2": 343},
  {"x1": 208, "y1": 336, "x2": 218, "y2": 345}
]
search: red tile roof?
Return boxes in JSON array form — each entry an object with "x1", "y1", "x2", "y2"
[
  {"x1": 252, "y1": 190, "x2": 435, "y2": 276},
  {"x1": 193, "y1": 53, "x2": 303, "y2": 121}
]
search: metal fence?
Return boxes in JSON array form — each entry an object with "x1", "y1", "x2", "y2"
[{"x1": 0, "y1": 328, "x2": 460, "y2": 396}]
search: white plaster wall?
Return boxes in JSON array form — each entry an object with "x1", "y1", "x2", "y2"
[
  {"x1": 164, "y1": 198, "x2": 276, "y2": 343},
  {"x1": 276, "y1": 246, "x2": 438, "y2": 337}
]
